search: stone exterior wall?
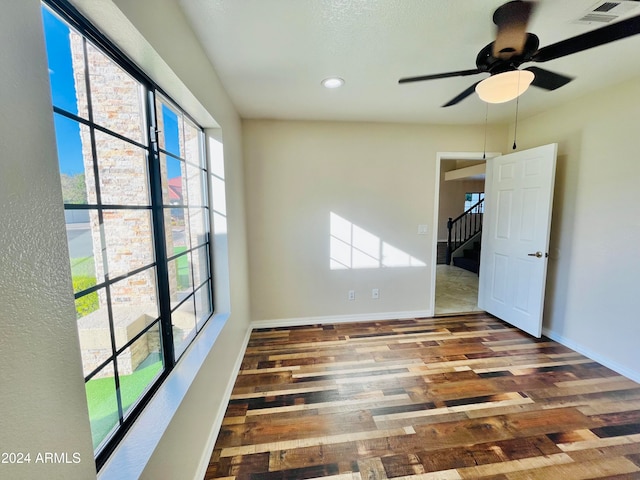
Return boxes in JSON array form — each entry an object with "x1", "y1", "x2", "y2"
[
  {"x1": 69, "y1": 33, "x2": 209, "y2": 377},
  {"x1": 70, "y1": 33, "x2": 160, "y2": 377},
  {"x1": 183, "y1": 121, "x2": 207, "y2": 296}
]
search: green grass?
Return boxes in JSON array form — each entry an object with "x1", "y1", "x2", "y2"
[
  {"x1": 173, "y1": 247, "x2": 190, "y2": 290},
  {"x1": 71, "y1": 256, "x2": 96, "y2": 278},
  {"x1": 73, "y1": 276, "x2": 99, "y2": 318},
  {"x1": 74, "y1": 252, "x2": 165, "y2": 448},
  {"x1": 86, "y1": 360, "x2": 163, "y2": 449},
  {"x1": 71, "y1": 257, "x2": 99, "y2": 318}
]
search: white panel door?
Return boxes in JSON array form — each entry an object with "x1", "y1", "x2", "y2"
[{"x1": 478, "y1": 144, "x2": 557, "y2": 337}]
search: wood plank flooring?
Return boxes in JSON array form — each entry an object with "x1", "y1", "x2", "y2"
[{"x1": 204, "y1": 313, "x2": 640, "y2": 479}]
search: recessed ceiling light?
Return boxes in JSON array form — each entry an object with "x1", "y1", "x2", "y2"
[{"x1": 321, "y1": 77, "x2": 345, "y2": 89}]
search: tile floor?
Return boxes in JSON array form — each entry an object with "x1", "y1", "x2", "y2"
[{"x1": 435, "y1": 264, "x2": 484, "y2": 315}]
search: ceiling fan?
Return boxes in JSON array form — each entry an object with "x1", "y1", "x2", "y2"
[{"x1": 399, "y1": 1, "x2": 640, "y2": 106}]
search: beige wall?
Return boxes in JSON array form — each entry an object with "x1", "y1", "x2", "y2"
[
  {"x1": 0, "y1": 1, "x2": 252, "y2": 479},
  {"x1": 244, "y1": 120, "x2": 506, "y2": 322},
  {"x1": 0, "y1": 1, "x2": 96, "y2": 479},
  {"x1": 511, "y1": 76, "x2": 640, "y2": 381},
  {"x1": 5, "y1": 3, "x2": 639, "y2": 479}
]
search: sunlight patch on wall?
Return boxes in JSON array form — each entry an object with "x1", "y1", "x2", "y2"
[
  {"x1": 330, "y1": 212, "x2": 426, "y2": 270},
  {"x1": 209, "y1": 136, "x2": 227, "y2": 234}
]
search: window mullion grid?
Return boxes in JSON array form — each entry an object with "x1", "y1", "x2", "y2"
[
  {"x1": 175, "y1": 113, "x2": 199, "y2": 357},
  {"x1": 84, "y1": 316, "x2": 161, "y2": 387},
  {"x1": 202, "y1": 131, "x2": 215, "y2": 316},
  {"x1": 44, "y1": 1, "x2": 213, "y2": 467},
  {"x1": 158, "y1": 146, "x2": 181, "y2": 162},
  {"x1": 147, "y1": 89, "x2": 176, "y2": 370},
  {"x1": 190, "y1": 135, "x2": 213, "y2": 327},
  {"x1": 166, "y1": 244, "x2": 198, "y2": 263},
  {"x1": 179, "y1": 120, "x2": 197, "y2": 294},
  {"x1": 81, "y1": 35, "x2": 125, "y2": 426},
  {"x1": 53, "y1": 107, "x2": 148, "y2": 152}
]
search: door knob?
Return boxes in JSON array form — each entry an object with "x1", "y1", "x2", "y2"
[{"x1": 527, "y1": 251, "x2": 547, "y2": 258}]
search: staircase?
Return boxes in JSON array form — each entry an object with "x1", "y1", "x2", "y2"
[
  {"x1": 452, "y1": 239, "x2": 481, "y2": 274},
  {"x1": 446, "y1": 198, "x2": 484, "y2": 274}
]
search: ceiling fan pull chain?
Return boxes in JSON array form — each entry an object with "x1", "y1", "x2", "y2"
[
  {"x1": 513, "y1": 74, "x2": 521, "y2": 150},
  {"x1": 483, "y1": 102, "x2": 488, "y2": 159}
]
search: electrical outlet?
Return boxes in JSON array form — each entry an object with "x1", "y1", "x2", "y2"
[
  {"x1": 348, "y1": 290, "x2": 355, "y2": 301},
  {"x1": 372, "y1": 288, "x2": 379, "y2": 299}
]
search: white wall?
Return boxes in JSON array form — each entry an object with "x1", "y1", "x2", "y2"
[
  {"x1": 0, "y1": 1, "x2": 252, "y2": 479},
  {"x1": 0, "y1": 1, "x2": 96, "y2": 479},
  {"x1": 244, "y1": 120, "x2": 506, "y2": 323},
  {"x1": 512, "y1": 77, "x2": 640, "y2": 381}
]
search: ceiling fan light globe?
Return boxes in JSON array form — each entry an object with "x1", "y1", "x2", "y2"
[{"x1": 475, "y1": 70, "x2": 535, "y2": 103}]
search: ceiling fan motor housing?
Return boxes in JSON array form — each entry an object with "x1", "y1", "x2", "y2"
[{"x1": 476, "y1": 33, "x2": 540, "y2": 75}]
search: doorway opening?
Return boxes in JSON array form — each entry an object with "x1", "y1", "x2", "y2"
[{"x1": 432, "y1": 152, "x2": 498, "y2": 315}]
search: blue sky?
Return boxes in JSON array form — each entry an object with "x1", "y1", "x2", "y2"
[
  {"x1": 42, "y1": 6, "x2": 181, "y2": 178},
  {"x1": 42, "y1": 7, "x2": 84, "y2": 175}
]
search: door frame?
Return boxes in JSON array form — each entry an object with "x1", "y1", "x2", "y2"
[{"x1": 431, "y1": 151, "x2": 501, "y2": 316}]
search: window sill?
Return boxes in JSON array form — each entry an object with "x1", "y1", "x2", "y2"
[{"x1": 97, "y1": 311, "x2": 229, "y2": 480}]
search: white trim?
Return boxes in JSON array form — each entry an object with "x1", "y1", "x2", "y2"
[
  {"x1": 194, "y1": 325, "x2": 253, "y2": 480},
  {"x1": 430, "y1": 157, "x2": 443, "y2": 324},
  {"x1": 436, "y1": 152, "x2": 502, "y2": 161},
  {"x1": 444, "y1": 163, "x2": 486, "y2": 181},
  {"x1": 431, "y1": 152, "x2": 501, "y2": 318},
  {"x1": 252, "y1": 310, "x2": 434, "y2": 329},
  {"x1": 543, "y1": 327, "x2": 640, "y2": 383}
]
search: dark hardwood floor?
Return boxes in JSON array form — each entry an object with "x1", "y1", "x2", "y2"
[{"x1": 204, "y1": 313, "x2": 640, "y2": 479}]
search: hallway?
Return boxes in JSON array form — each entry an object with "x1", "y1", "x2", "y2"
[{"x1": 435, "y1": 264, "x2": 484, "y2": 315}]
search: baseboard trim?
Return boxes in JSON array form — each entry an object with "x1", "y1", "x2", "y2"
[
  {"x1": 194, "y1": 325, "x2": 253, "y2": 480},
  {"x1": 542, "y1": 327, "x2": 640, "y2": 384},
  {"x1": 252, "y1": 310, "x2": 434, "y2": 329}
]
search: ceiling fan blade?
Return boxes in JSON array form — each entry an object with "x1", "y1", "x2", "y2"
[
  {"x1": 492, "y1": 1, "x2": 535, "y2": 58},
  {"x1": 442, "y1": 81, "x2": 482, "y2": 107},
  {"x1": 399, "y1": 69, "x2": 481, "y2": 84},
  {"x1": 532, "y1": 14, "x2": 640, "y2": 62},
  {"x1": 524, "y1": 67, "x2": 573, "y2": 91}
]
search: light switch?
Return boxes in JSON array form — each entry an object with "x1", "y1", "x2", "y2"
[{"x1": 417, "y1": 224, "x2": 429, "y2": 235}]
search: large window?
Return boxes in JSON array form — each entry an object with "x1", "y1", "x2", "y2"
[
  {"x1": 464, "y1": 192, "x2": 485, "y2": 213},
  {"x1": 41, "y1": 1, "x2": 213, "y2": 466},
  {"x1": 156, "y1": 95, "x2": 213, "y2": 358}
]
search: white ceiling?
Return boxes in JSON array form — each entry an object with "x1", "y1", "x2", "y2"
[{"x1": 177, "y1": 0, "x2": 640, "y2": 125}]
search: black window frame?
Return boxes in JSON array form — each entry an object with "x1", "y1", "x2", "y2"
[{"x1": 42, "y1": 0, "x2": 215, "y2": 469}]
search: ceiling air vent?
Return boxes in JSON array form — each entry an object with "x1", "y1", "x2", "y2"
[
  {"x1": 574, "y1": 0, "x2": 640, "y2": 24},
  {"x1": 594, "y1": 2, "x2": 621, "y2": 12}
]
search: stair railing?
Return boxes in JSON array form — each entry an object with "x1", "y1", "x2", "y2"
[{"x1": 446, "y1": 198, "x2": 484, "y2": 265}]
